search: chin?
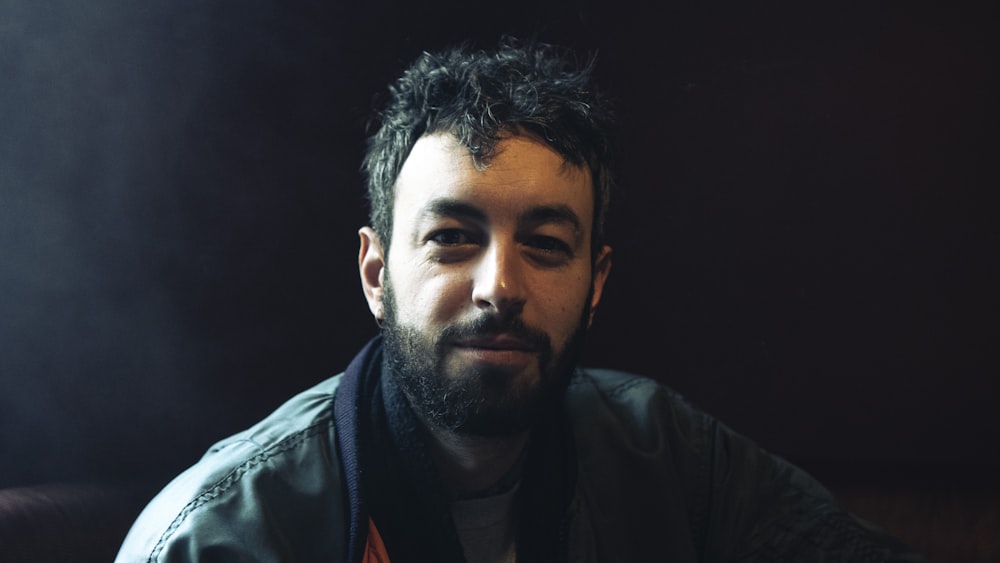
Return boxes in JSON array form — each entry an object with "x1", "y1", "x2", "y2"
[{"x1": 450, "y1": 366, "x2": 569, "y2": 437}]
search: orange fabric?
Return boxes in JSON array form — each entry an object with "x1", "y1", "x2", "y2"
[{"x1": 363, "y1": 518, "x2": 391, "y2": 563}]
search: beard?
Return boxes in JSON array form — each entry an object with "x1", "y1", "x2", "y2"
[{"x1": 380, "y1": 276, "x2": 590, "y2": 438}]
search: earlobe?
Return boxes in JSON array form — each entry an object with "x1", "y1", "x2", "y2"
[
  {"x1": 588, "y1": 245, "x2": 613, "y2": 328},
  {"x1": 358, "y1": 227, "x2": 386, "y2": 322}
]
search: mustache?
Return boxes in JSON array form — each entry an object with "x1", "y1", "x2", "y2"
[{"x1": 438, "y1": 313, "x2": 551, "y2": 352}]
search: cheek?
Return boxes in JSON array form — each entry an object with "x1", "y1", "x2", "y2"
[
  {"x1": 536, "y1": 273, "x2": 591, "y2": 330},
  {"x1": 395, "y1": 271, "x2": 470, "y2": 325}
]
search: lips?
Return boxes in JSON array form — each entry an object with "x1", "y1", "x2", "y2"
[{"x1": 454, "y1": 334, "x2": 537, "y2": 352}]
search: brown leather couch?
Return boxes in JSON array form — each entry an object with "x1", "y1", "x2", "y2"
[
  {"x1": 832, "y1": 483, "x2": 999, "y2": 563},
  {"x1": 0, "y1": 482, "x2": 151, "y2": 563}
]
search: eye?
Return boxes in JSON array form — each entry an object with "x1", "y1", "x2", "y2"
[
  {"x1": 428, "y1": 228, "x2": 478, "y2": 246},
  {"x1": 527, "y1": 236, "x2": 571, "y2": 253},
  {"x1": 523, "y1": 236, "x2": 573, "y2": 265},
  {"x1": 425, "y1": 228, "x2": 482, "y2": 263}
]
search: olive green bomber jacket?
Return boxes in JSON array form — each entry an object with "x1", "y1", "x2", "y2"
[{"x1": 115, "y1": 337, "x2": 926, "y2": 562}]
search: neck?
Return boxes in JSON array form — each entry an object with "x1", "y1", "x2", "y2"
[{"x1": 418, "y1": 419, "x2": 530, "y2": 499}]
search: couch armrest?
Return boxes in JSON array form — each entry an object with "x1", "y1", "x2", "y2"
[{"x1": 0, "y1": 482, "x2": 154, "y2": 563}]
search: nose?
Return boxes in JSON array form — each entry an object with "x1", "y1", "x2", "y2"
[{"x1": 471, "y1": 239, "x2": 526, "y2": 316}]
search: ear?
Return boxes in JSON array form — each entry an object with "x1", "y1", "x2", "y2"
[
  {"x1": 587, "y1": 245, "x2": 613, "y2": 328},
  {"x1": 358, "y1": 227, "x2": 386, "y2": 323}
]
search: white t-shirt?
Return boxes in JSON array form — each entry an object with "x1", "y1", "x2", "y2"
[{"x1": 450, "y1": 482, "x2": 520, "y2": 563}]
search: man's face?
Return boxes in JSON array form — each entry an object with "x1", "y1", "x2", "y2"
[{"x1": 359, "y1": 133, "x2": 611, "y2": 436}]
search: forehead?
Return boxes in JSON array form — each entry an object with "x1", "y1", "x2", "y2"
[{"x1": 392, "y1": 133, "x2": 594, "y2": 228}]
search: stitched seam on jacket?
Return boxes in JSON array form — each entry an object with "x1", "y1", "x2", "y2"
[
  {"x1": 147, "y1": 419, "x2": 332, "y2": 562},
  {"x1": 598, "y1": 375, "x2": 649, "y2": 399}
]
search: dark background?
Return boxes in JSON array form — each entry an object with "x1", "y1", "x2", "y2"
[{"x1": 1, "y1": 1, "x2": 996, "y2": 490}]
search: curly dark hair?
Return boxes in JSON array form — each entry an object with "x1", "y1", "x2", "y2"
[{"x1": 362, "y1": 36, "x2": 616, "y2": 260}]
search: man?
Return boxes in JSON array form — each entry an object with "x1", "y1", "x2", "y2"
[{"x1": 117, "y1": 38, "x2": 926, "y2": 562}]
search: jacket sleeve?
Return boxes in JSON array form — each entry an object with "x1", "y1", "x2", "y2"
[
  {"x1": 698, "y1": 416, "x2": 929, "y2": 563},
  {"x1": 114, "y1": 377, "x2": 349, "y2": 562}
]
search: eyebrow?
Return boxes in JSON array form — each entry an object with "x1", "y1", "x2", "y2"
[
  {"x1": 519, "y1": 205, "x2": 583, "y2": 233},
  {"x1": 420, "y1": 198, "x2": 583, "y2": 233},
  {"x1": 420, "y1": 198, "x2": 488, "y2": 223}
]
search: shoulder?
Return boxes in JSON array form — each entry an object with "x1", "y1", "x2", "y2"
[
  {"x1": 564, "y1": 370, "x2": 926, "y2": 561},
  {"x1": 563, "y1": 368, "x2": 720, "y2": 518},
  {"x1": 565, "y1": 368, "x2": 716, "y2": 453},
  {"x1": 115, "y1": 374, "x2": 348, "y2": 562},
  {"x1": 566, "y1": 368, "x2": 701, "y2": 416},
  {"x1": 204, "y1": 373, "x2": 342, "y2": 458}
]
